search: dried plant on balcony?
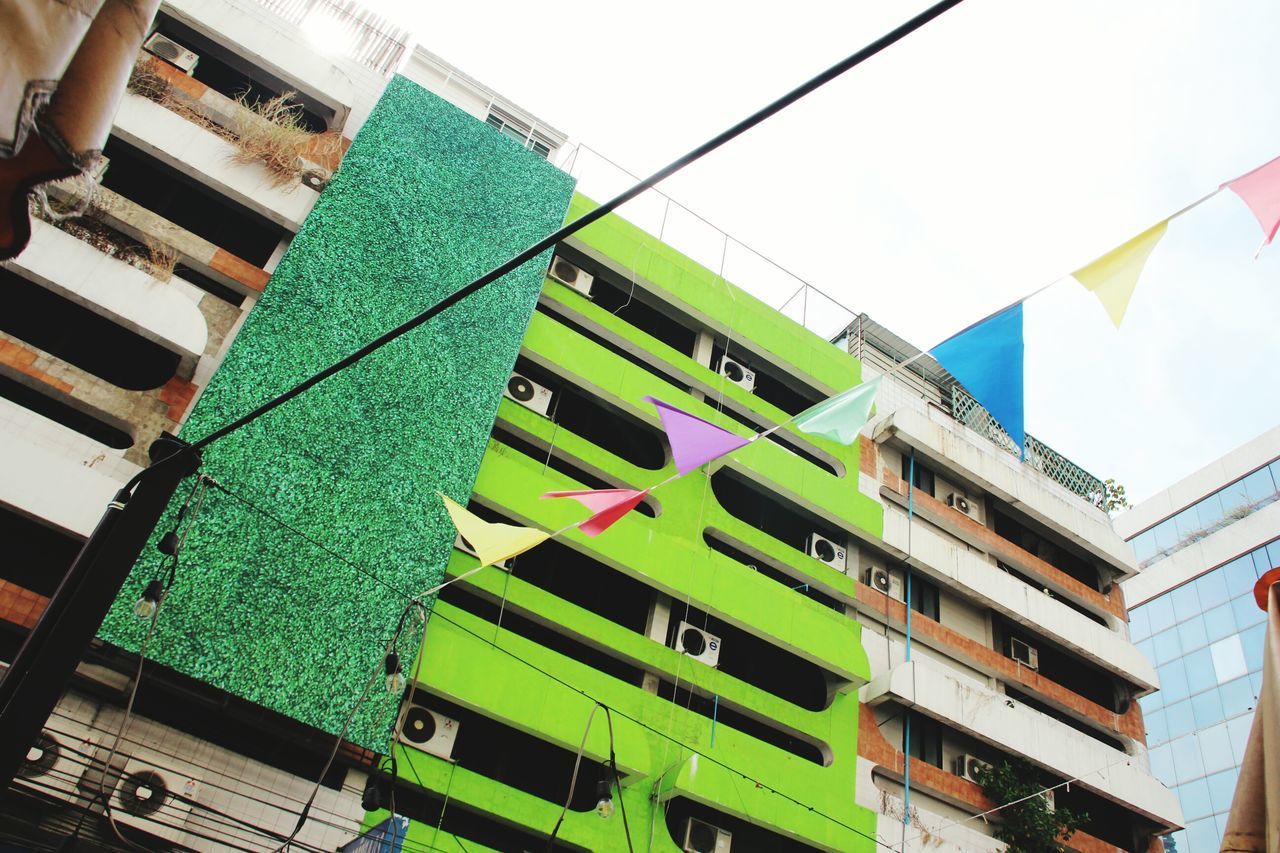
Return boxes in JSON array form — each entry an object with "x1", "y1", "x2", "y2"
[
  {"x1": 141, "y1": 239, "x2": 178, "y2": 281},
  {"x1": 974, "y1": 759, "x2": 1088, "y2": 853},
  {"x1": 127, "y1": 56, "x2": 173, "y2": 104},
  {"x1": 28, "y1": 197, "x2": 178, "y2": 282},
  {"x1": 230, "y1": 93, "x2": 341, "y2": 189}
]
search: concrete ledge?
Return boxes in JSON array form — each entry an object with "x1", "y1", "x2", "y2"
[
  {"x1": 11, "y1": 220, "x2": 209, "y2": 360},
  {"x1": 113, "y1": 93, "x2": 317, "y2": 231},
  {"x1": 0, "y1": 435, "x2": 120, "y2": 538},
  {"x1": 872, "y1": 408, "x2": 1138, "y2": 579},
  {"x1": 882, "y1": 509, "x2": 1158, "y2": 692},
  {"x1": 865, "y1": 660, "x2": 1183, "y2": 830}
]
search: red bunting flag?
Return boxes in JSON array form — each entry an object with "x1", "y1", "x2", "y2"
[
  {"x1": 1224, "y1": 154, "x2": 1280, "y2": 253},
  {"x1": 542, "y1": 488, "x2": 650, "y2": 537}
]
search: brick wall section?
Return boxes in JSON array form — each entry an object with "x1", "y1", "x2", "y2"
[
  {"x1": 209, "y1": 249, "x2": 270, "y2": 293},
  {"x1": 0, "y1": 340, "x2": 74, "y2": 394},
  {"x1": 856, "y1": 583, "x2": 1145, "y2": 741},
  {"x1": 0, "y1": 580, "x2": 49, "y2": 630},
  {"x1": 158, "y1": 376, "x2": 200, "y2": 422},
  {"x1": 881, "y1": 465, "x2": 1127, "y2": 621},
  {"x1": 858, "y1": 706, "x2": 1136, "y2": 853}
]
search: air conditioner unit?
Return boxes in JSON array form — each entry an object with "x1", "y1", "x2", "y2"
[
  {"x1": 946, "y1": 493, "x2": 971, "y2": 515},
  {"x1": 807, "y1": 533, "x2": 847, "y2": 572},
  {"x1": 682, "y1": 816, "x2": 733, "y2": 853},
  {"x1": 1006, "y1": 637, "x2": 1040, "y2": 670},
  {"x1": 14, "y1": 728, "x2": 96, "y2": 803},
  {"x1": 453, "y1": 532, "x2": 509, "y2": 570},
  {"x1": 674, "y1": 621, "x2": 721, "y2": 668},
  {"x1": 143, "y1": 34, "x2": 199, "y2": 74},
  {"x1": 718, "y1": 358, "x2": 756, "y2": 393},
  {"x1": 504, "y1": 373, "x2": 553, "y2": 416},
  {"x1": 397, "y1": 702, "x2": 460, "y2": 761},
  {"x1": 88, "y1": 155, "x2": 110, "y2": 183},
  {"x1": 954, "y1": 753, "x2": 993, "y2": 783},
  {"x1": 112, "y1": 757, "x2": 200, "y2": 845},
  {"x1": 863, "y1": 566, "x2": 903, "y2": 600},
  {"x1": 1040, "y1": 788, "x2": 1056, "y2": 812},
  {"x1": 547, "y1": 257, "x2": 594, "y2": 298}
]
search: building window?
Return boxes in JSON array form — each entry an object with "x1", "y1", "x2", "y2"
[
  {"x1": 906, "y1": 712, "x2": 943, "y2": 768},
  {"x1": 485, "y1": 110, "x2": 552, "y2": 159},
  {"x1": 901, "y1": 454, "x2": 936, "y2": 497},
  {"x1": 909, "y1": 573, "x2": 941, "y2": 622}
]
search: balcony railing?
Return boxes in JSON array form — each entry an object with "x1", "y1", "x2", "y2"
[{"x1": 952, "y1": 386, "x2": 1106, "y2": 508}]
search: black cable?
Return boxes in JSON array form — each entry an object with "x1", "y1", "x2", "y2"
[{"x1": 191, "y1": 0, "x2": 966, "y2": 452}]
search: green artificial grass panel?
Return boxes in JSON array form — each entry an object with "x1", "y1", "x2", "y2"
[{"x1": 98, "y1": 75, "x2": 575, "y2": 750}]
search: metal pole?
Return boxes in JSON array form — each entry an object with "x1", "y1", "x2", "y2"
[{"x1": 0, "y1": 434, "x2": 201, "y2": 790}]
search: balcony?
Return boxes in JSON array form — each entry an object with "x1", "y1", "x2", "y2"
[{"x1": 864, "y1": 660, "x2": 1183, "y2": 831}]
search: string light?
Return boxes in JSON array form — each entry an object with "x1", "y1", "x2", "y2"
[
  {"x1": 384, "y1": 652, "x2": 406, "y2": 695},
  {"x1": 132, "y1": 579, "x2": 164, "y2": 620},
  {"x1": 593, "y1": 779, "x2": 614, "y2": 820}
]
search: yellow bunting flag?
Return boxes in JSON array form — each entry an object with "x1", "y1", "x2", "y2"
[
  {"x1": 438, "y1": 493, "x2": 549, "y2": 568},
  {"x1": 1072, "y1": 221, "x2": 1168, "y2": 328}
]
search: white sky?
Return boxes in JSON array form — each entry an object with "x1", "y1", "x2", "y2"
[{"x1": 363, "y1": 0, "x2": 1279, "y2": 504}]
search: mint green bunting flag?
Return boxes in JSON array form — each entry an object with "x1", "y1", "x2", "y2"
[{"x1": 793, "y1": 377, "x2": 882, "y2": 444}]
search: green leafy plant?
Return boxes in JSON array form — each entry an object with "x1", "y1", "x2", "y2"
[
  {"x1": 1094, "y1": 477, "x2": 1130, "y2": 514},
  {"x1": 973, "y1": 759, "x2": 1088, "y2": 852}
]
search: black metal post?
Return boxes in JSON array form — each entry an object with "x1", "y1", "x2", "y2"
[{"x1": 0, "y1": 434, "x2": 201, "y2": 791}]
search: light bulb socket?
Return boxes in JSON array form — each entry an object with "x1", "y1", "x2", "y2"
[
  {"x1": 384, "y1": 652, "x2": 401, "y2": 676},
  {"x1": 157, "y1": 530, "x2": 181, "y2": 556}
]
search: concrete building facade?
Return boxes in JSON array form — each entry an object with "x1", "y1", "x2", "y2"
[
  {"x1": 1118, "y1": 427, "x2": 1280, "y2": 853},
  {"x1": 2, "y1": 1, "x2": 1184, "y2": 850}
]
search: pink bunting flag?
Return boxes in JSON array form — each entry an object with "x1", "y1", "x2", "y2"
[
  {"x1": 645, "y1": 396, "x2": 753, "y2": 474},
  {"x1": 542, "y1": 488, "x2": 650, "y2": 537},
  {"x1": 1224, "y1": 155, "x2": 1280, "y2": 253}
]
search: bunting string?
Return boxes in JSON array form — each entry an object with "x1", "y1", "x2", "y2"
[{"x1": 429, "y1": 148, "x2": 1280, "y2": 580}]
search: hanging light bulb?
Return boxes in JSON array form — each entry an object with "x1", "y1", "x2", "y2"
[
  {"x1": 384, "y1": 652, "x2": 406, "y2": 694},
  {"x1": 132, "y1": 580, "x2": 164, "y2": 620},
  {"x1": 594, "y1": 780, "x2": 614, "y2": 820}
]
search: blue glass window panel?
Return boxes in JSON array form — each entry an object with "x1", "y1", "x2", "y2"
[
  {"x1": 1196, "y1": 569, "x2": 1230, "y2": 610},
  {"x1": 1221, "y1": 478, "x2": 1252, "y2": 515},
  {"x1": 1130, "y1": 604, "x2": 1152, "y2": 641},
  {"x1": 1191, "y1": 688, "x2": 1225, "y2": 728},
  {"x1": 1204, "y1": 602, "x2": 1236, "y2": 642},
  {"x1": 1224, "y1": 557, "x2": 1258, "y2": 598},
  {"x1": 1241, "y1": 467, "x2": 1276, "y2": 504},
  {"x1": 1219, "y1": 676, "x2": 1255, "y2": 720},
  {"x1": 1253, "y1": 546, "x2": 1274, "y2": 577},
  {"x1": 1199, "y1": 721, "x2": 1235, "y2": 775},
  {"x1": 1159, "y1": 659, "x2": 1190, "y2": 703},
  {"x1": 1145, "y1": 708, "x2": 1169, "y2": 745},
  {"x1": 1173, "y1": 507, "x2": 1202, "y2": 542},
  {"x1": 1184, "y1": 816, "x2": 1221, "y2": 852},
  {"x1": 1162, "y1": 829, "x2": 1187, "y2": 853},
  {"x1": 1232, "y1": 594, "x2": 1265, "y2": 630},
  {"x1": 1177, "y1": 616, "x2": 1209, "y2": 654},
  {"x1": 1178, "y1": 778, "x2": 1213, "y2": 820},
  {"x1": 1152, "y1": 628, "x2": 1183, "y2": 665},
  {"x1": 1149, "y1": 743, "x2": 1175, "y2": 784},
  {"x1": 1266, "y1": 540, "x2": 1280, "y2": 573},
  {"x1": 1171, "y1": 580, "x2": 1202, "y2": 624},
  {"x1": 1137, "y1": 638, "x2": 1157, "y2": 669},
  {"x1": 1211, "y1": 635, "x2": 1249, "y2": 683},
  {"x1": 1271, "y1": 459, "x2": 1280, "y2": 489},
  {"x1": 1183, "y1": 647, "x2": 1216, "y2": 691},
  {"x1": 1242, "y1": 623, "x2": 1266, "y2": 672},
  {"x1": 1170, "y1": 732, "x2": 1205, "y2": 782},
  {"x1": 1131, "y1": 529, "x2": 1158, "y2": 565},
  {"x1": 1251, "y1": 669, "x2": 1263, "y2": 696},
  {"x1": 1227, "y1": 714, "x2": 1253, "y2": 764},
  {"x1": 1207, "y1": 767, "x2": 1240, "y2": 814},
  {"x1": 1195, "y1": 492, "x2": 1225, "y2": 530},
  {"x1": 1148, "y1": 594, "x2": 1176, "y2": 633},
  {"x1": 1152, "y1": 519, "x2": 1179, "y2": 554},
  {"x1": 1164, "y1": 699, "x2": 1195, "y2": 739},
  {"x1": 1141, "y1": 682, "x2": 1164, "y2": 711}
]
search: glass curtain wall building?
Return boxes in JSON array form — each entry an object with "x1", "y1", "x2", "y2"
[{"x1": 1119, "y1": 427, "x2": 1280, "y2": 852}]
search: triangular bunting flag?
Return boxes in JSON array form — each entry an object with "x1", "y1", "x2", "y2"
[
  {"x1": 438, "y1": 493, "x2": 549, "y2": 567},
  {"x1": 931, "y1": 303, "x2": 1025, "y2": 453},
  {"x1": 1072, "y1": 221, "x2": 1168, "y2": 327},
  {"x1": 793, "y1": 377, "x2": 882, "y2": 445},
  {"x1": 645, "y1": 397, "x2": 753, "y2": 474},
  {"x1": 542, "y1": 488, "x2": 650, "y2": 537},
  {"x1": 1224, "y1": 154, "x2": 1280, "y2": 252}
]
